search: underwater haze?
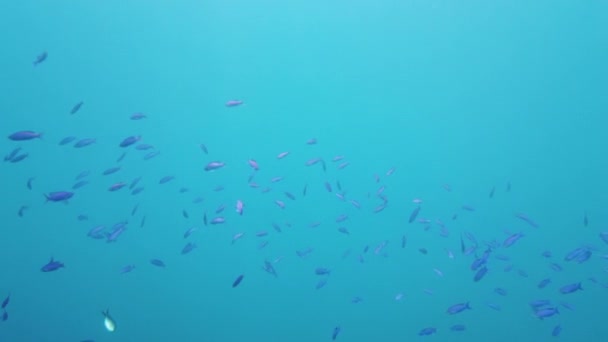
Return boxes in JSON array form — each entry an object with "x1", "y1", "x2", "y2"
[{"x1": 1, "y1": 0, "x2": 607, "y2": 341}]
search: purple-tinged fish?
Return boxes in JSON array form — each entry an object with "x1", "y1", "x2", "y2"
[
  {"x1": 225, "y1": 100, "x2": 243, "y2": 107},
  {"x1": 143, "y1": 151, "x2": 160, "y2": 160},
  {"x1": 119, "y1": 135, "x2": 141, "y2": 148},
  {"x1": 74, "y1": 138, "x2": 96, "y2": 148},
  {"x1": 419, "y1": 327, "x2": 437, "y2": 336},
  {"x1": 247, "y1": 159, "x2": 259, "y2": 170},
  {"x1": 102, "y1": 166, "x2": 121, "y2": 176},
  {"x1": 159, "y1": 175, "x2": 174, "y2": 184},
  {"x1": 306, "y1": 138, "x2": 317, "y2": 145},
  {"x1": 183, "y1": 227, "x2": 197, "y2": 239},
  {"x1": 131, "y1": 187, "x2": 144, "y2": 195},
  {"x1": 515, "y1": 213, "x2": 539, "y2": 228},
  {"x1": 534, "y1": 307, "x2": 559, "y2": 319},
  {"x1": 538, "y1": 278, "x2": 551, "y2": 289},
  {"x1": 3, "y1": 147, "x2": 22, "y2": 161},
  {"x1": 503, "y1": 233, "x2": 524, "y2": 247},
  {"x1": 130, "y1": 112, "x2": 146, "y2": 120},
  {"x1": 210, "y1": 217, "x2": 225, "y2": 224},
  {"x1": 108, "y1": 182, "x2": 127, "y2": 191},
  {"x1": 235, "y1": 200, "x2": 244, "y2": 215},
  {"x1": 277, "y1": 151, "x2": 289, "y2": 159},
  {"x1": 559, "y1": 282, "x2": 582, "y2": 294},
  {"x1": 87, "y1": 225, "x2": 105, "y2": 239},
  {"x1": 181, "y1": 242, "x2": 197, "y2": 255},
  {"x1": 9, "y1": 153, "x2": 28, "y2": 163},
  {"x1": 106, "y1": 224, "x2": 127, "y2": 242},
  {"x1": 8, "y1": 131, "x2": 42, "y2": 141},
  {"x1": 41, "y1": 257, "x2": 64, "y2": 272},
  {"x1": 204, "y1": 161, "x2": 225, "y2": 171},
  {"x1": 44, "y1": 191, "x2": 73, "y2": 202},
  {"x1": 473, "y1": 266, "x2": 488, "y2": 282}
]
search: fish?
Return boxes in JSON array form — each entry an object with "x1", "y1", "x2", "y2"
[
  {"x1": 235, "y1": 200, "x2": 244, "y2": 215},
  {"x1": 559, "y1": 282, "x2": 583, "y2": 294},
  {"x1": 70, "y1": 101, "x2": 84, "y2": 115},
  {"x1": 225, "y1": 100, "x2": 243, "y2": 107},
  {"x1": 204, "y1": 161, "x2": 225, "y2": 171},
  {"x1": 1, "y1": 294, "x2": 10, "y2": 309},
  {"x1": 74, "y1": 138, "x2": 96, "y2": 148},
  {"x1": 408, "y1": 206, "x2": 421, "y2": 223},
  {"x1": 181, "y1": 243, "x2": 197, "y2": 255},
  {"x1": 102, "y1": 166, "x2": 121, "y2": 176},
  {"x1": 8, "y1": 131, "x2": 42, "y2": 141},
  {"x1": 232, "y1": 274, "x2": 244, "y2": 287},
  {"x1": 33, "y1": 51, "x2": 47, "y2": 66},
  {"x1": 102, "y1": 309, "x2": 116, "y2": 332},
  {"x1": 119, "y1": 135, "x2": 141, "y2": 148},
  {"x1": 44, "y1": 191, "x2": 74, "y2": 202},
  {"x1": 130, "y1": 112, "x2": 146, "y2": 120},
  {"x1": 120, "y1": 265, "x2": 135, "y2": 274},
  {"x1": 159, "y1": 175, "x2": 175, "y2": 184},
  {"x1": 41, "y1": 257, "x2": 64, "y2": 272},
  {"x1": 332, "y1": 326, "x2": 341, "y2": 340},
  {"x1": 418, "y1": 327, "x2": 437, "y2": 336},
  {"x1": 447, "y1": 302, "x2": 471, "y2": 315},
  {"x1": 315, "y1": 267, "x2": 331, "y2": 275},
  {"x1": 534, "y1": 307, "x2": 559, "y2": 319},
  {"x1": 150, "y1": 259, "x2": 166, "y2": 267},
  {"x1": 514, "y1": 213, "x2": 539, "y2": 228}
]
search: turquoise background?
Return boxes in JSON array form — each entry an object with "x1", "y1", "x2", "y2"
[{"x1": 1, "y1": 0, "x2": 607, "y2": 341}]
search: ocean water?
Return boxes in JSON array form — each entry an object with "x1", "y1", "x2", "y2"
[{"x1": 1, "y1": 0, "x2": 607, "y2": 341}]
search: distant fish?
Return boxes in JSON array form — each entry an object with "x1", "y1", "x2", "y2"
[
  {"x1": 1, "y1": 294, "x2": 10, "y2": 309},
  {"x1": 33, "y1": 51, "x2": 48, "y2": 66},
  {"x1": 130, "y1": 112, "x2": 147, "y2": 120},
  {"x1": 8, "y1": 130, "x2": 42, "y2": 141},
  {"x1": 44, "y1": 191, "x2": 74, "y2": 202},
  {"x1": 119, "y1": 135, "x2": 141, "y2": 148},
  {"x1": 409, "y1": 206, "x2": 421, "y2": 223},
  {"x1": 232, "y1": 274, "x2": 244, "y2": 287},
  {"x1": 70, "y1": 101, "x2": 84, "y2": 115},
  {"x1": 225, "y1": 100, "x2": 243, "y2": 107},
  {"x1": 74, "y1": 138, "x2": 96, "y2": 148},
  {"x1": 59, "y1": 136, "x2": 77, "y2": 145},
  {"x1": 41, "y1": 257, "x2": 64, "y2": 272},
  {"x1": 102, "y1": 309, "x2": 117, "y2": 332},
  {"x1": 204, "y1": 161, "x2": 225, "y2": 171},
  {"x1": 150, "y1": 259, "x2": 166, "y2": 268},
  {"x1": 332, "y1": 326, "x2": 341, "y2": 340}
]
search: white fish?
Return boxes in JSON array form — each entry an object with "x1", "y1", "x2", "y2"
[{"x1": 102, "y1": 309, "x2": 116, "y2": 332}]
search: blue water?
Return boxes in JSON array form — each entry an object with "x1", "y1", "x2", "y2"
[{"x1": 1, "y1": 1, "x2": 607, "y2": 341}]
